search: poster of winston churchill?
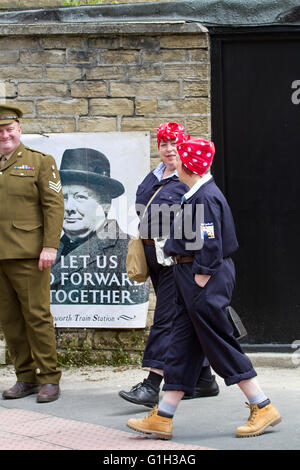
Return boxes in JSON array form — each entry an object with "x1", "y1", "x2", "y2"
[{"x1": 22, "y1": 132, "x2": 150, "y2": 328}]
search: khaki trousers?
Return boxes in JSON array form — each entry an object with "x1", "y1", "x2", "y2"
[{"x1": 0, "y1": 259, "x2": 61, "y2": 384}]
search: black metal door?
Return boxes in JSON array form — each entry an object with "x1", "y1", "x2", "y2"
[{"x1": 211, "y1": 30, "x2": 300, "y2": 351}]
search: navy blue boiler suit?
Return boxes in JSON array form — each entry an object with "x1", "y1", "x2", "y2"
[
  {"x1": 163, "y1": 177, "x2": 257, "y2": 392},
  {"x1": 136, "y1": 171, "x2": 210, "y2": 371}
]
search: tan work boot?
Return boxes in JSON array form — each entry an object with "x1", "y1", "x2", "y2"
[
  {"x1": 127, "y1": 406, "x2": 173, "y2": 440},
  {"x1": 236, "y1": 402, "x2": 282, "y2": 438}
]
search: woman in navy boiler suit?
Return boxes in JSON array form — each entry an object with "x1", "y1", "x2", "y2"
[{"x1": 126, "y1": 137, "x2": 281, "y2": 439}]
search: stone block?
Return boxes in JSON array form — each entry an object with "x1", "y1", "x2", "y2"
[
  {"x1": 67, "y1": 50, "x2": 97, "y2": 64},
  {"x1": 88, "y1": 37, "x2": 120, "y2": 50},
  {"x1": 186, "y1": 117, "x2": 210, "y2": 135},
  {"x1": 136, "y1": 99, "x2": 158, "y2": 115},
  {"x1": 159, "y1": 97, "x2": 209, "y2": 115},
  {"x1": 19, "y1": 0, "x2": 61, "y2": 6},
  {"x1": 0, "y1": 0, "x2": 19, "y2": 7},
  {"x1": 0, "y1": 66, "x2": 43, "y2": 80},
  {"x1": 190, "y1": 49, "x2": 210, "y2": 63},
  {"x1": 0, "y1": 38, "x2": 38, "y2": 50},
  {"x1": 18, "y1": 82, "x2": 68, "y2": 97},
  {"x1": 121, "y1": 117, "x2": 167, "y2": 132},
  {"x1": 22, "y1": 118, "x2": 76, "y2": 134},
  {"x1": 146, "y1": 311, "x2": 154, "y2": 328},
  {"x1": 150, "y1": 140, "x2": 160, "y2": 157},
  {"x1": 90, "y1": 98, "x2": 134, "y2": 116},
  {"x1": 128, "y1": 64, "x2": 162, "y2": 79},
  {"x1": 46, "y1": 66, "x2": 83, "y2": 80},
  {"x1": 99, "y1": 50, "x2": 139, "y2": 65},
  {"x1": 118, "y1": 330, "x2": 148, "y2": 351},
  {"x1": 160, "y1": 34, "x2": 208, "y2": 49},
  {"x1": 37, "y1": 98, "x2": 88, "y2": 116},
  {"x1": 5, "y1": 99, "x2": 34, "y2": 115},
  {"x1": 20, "y1": 50, "x2": 66, "y2": 65},
  {"x1": 110, "y1": 82, "x2": 180, "y2": 99},
  {"x1": 78, "y1": 117, "x2": 117, "y2": 132},
  {"x1": 148, "y1": 291, "x2": 157, "y2": 310},
  {"x1": 142, "y1": 49, "x2": 186, "y2": 63},
  {"x1": 121, "y1": 36, "x2": 160, "y2": 50},
  {"x1": 86, "y1": 66, "x2": 125, "y2": 80},
  {"x1": 0, "y1": 50, "x2": 19, "y2": 64},
  {"x1": 93, "y1": 330, "x2": 120, "y2": 350},
  {"x1": 183, "y1": 80, "x2": 209, "y2": 97},
  {"x1": 40, "y1": 36, "x2": 86, "y2": 49},
  {"x1": 71, "y1": 81, "x2": 107, "y2": 98},
  {"x1": 0, "y1": 82, "x2": 17, "y2": 98},
  {"x1": 164, "y1": 64, "x2": 208, "y2": 80}
]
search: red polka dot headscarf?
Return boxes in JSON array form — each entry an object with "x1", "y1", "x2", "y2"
[
  {"x1": 177, "y1": 137, "x2": 215, "y2": 175},
  {"x1": 156, "y1": 121, "x2": 186, "y2": 148}
]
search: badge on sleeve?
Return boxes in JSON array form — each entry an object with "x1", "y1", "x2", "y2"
[
  {"x1": 200, "y1": 223, "x2": 215, "y2": 239},
  {"x1": 49, "y1": 180, "x2": 62, "y2": 193}
]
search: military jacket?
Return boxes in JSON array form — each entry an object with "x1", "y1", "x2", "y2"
[{"x1": 0, "y1": 142, "x2": 64, "y2": 260}]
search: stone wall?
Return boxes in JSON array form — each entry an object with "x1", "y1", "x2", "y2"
[
  {"x1": 0, "y1": 22, "x2": 210, "y2": 366},
  {"x1": 0, "y1": 0, "x2": 178, "y2": 9}
]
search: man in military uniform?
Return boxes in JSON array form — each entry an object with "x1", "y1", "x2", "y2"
[{"x1": 0, "y1": 104, "x2": 64, "y2": 403}]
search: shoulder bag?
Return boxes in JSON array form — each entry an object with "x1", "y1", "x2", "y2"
[{"x1": 126, "y1": 186, "x2": 162, "y2": 282}]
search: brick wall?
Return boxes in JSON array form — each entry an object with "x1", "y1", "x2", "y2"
[{"x1": 0, "y1": 26, "x2": 210, "y2": 365}]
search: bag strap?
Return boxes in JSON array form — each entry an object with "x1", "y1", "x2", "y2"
[{"x1": 141, "y1": 186, "x2": 163, "y2": 219}]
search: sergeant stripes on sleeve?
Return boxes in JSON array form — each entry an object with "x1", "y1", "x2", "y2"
[{"x1": 49, "y1": 180, "x2": 62, "y2": 193}]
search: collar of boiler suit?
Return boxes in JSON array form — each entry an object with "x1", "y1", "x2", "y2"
[{"x1": 183, "y1": 172, "x2": 212, "y2": 202}]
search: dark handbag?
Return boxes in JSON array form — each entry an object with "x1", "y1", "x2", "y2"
[{"x1": 226, "y1": 306, "x2": 247, "y2": 341}]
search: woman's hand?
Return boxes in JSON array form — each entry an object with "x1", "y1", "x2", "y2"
[{"x1": 194, "y1": 273, "x2": 211, "y2": 287}]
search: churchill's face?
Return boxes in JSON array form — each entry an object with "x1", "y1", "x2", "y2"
[{"x1": 62, "y1": 184, "x2": 110, "y2": 241}]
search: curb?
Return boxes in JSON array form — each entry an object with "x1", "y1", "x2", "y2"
[{"x1": 248, "y1": 352, "x2": 299, "y2": 368}]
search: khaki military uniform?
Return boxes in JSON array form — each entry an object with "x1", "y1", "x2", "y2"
[{"x1": 0, "y1": 142, "x2": 64, "y2": 384}]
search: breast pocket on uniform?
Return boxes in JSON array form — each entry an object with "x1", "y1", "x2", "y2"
[
  {"x1": 8, "y1": 169, "x2": 36, "y2": 196},
  {"x1": 12, "y1": 221, "x2": 42, "y2": 232}
]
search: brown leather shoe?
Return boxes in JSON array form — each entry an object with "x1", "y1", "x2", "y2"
[
  {"x1": 36, "y1": 384, "x2": 60, "y2": 403},
  {"x1": 2, "y1": 381, "x2": 40, "y2": 399}
]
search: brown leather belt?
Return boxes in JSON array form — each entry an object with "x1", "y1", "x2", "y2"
[
  {"x1": 173, "y1": 255, "x2": 194, "y2": 264},
  {"x1": 142, "y1": 239, "x2": 155, "y2": 246}
]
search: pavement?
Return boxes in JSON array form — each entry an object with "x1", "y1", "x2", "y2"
[{"x1": 0, "y1": 354, "x2": 299, "y2": 456}]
